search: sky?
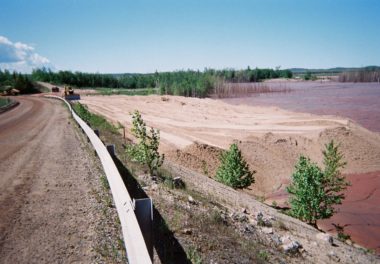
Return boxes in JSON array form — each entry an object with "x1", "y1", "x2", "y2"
[{"x1": 0, "y1": 0, "x2": 379, "y2": 73}]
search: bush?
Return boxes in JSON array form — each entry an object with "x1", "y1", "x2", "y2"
[
  {"x1": 215, "y1": 143, "x2": 254, "y2": 189},
  {"x1": 287, "y1": 141, "x2": 349, "y2": 225},
  {"x1": 125, "y1": 110, "x2": 164, "y2": 176},
  {"x1": 321, "y1": 140, "x2": 350, "y2": 213},
  {"x1": 287, "y1": 156, "x2": 326, "y2": 224}
]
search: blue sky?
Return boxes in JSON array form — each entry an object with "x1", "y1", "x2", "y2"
[{"x1": 0, "y1": 0, "x2": 379, "y2": 73}]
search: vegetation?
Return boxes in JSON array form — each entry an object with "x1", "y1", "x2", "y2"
[
  {"x1": 31, "y1": 67, "x2": 292, "y2": 98},
  {"x1": 303, "y1": 71, "x2": 317, "y2": 81},
  {"x1": 0, "y1": 97, "x2": 11, "y2": 107},
  {"x1": 339, "y1": 68, "x2": 380, "y2": 82},
  {"x1": 215, "y1": 143, "x2": 254, "y2": 189},
  {"x1": 97, "y1": 87, "x2": 158, "y2": 96},
  {"x1": 72, "y1": 103, "x2": 119, "y2": 134},
  {"x1": 287, "y1": 141, "x2": 349, "y2": 225},
  {"x1": 334, "y1": 224, "x2": 351, "y2": 242},
  {"x1": 0, "y1": 69, "x2": 38, "y2": 94},
  {"x1": 125, "y1": 110, "x2": 164, "y2": 176}
]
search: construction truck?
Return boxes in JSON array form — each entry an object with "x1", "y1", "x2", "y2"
[
  {"x1": 63, "y1": 86, "x2": 80, "y2": 100},
  {"x1": 52, "y1": 86, "x2": 59, "y2": 92}
]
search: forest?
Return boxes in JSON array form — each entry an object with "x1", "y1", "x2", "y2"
[
  {"x1": 31, "y1": 67, "x2": 293, "y2": 97},
  {"x1": 0, "y1": 70, "x2": 37, "y2": 94}
]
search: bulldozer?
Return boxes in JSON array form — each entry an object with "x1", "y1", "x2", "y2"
[{"x1": 63, "y1": 86, "x2": 80, "y2": 100}]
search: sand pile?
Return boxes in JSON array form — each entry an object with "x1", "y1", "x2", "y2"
[{"x1": 80, "y1": 95, "x2": 380, "y2": 196}]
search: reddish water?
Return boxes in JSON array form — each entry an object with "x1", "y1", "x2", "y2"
[
  {"x1": 265, "y1": 172, "x2": 380, "y2": 254},
  {"x1": 318, "y1": 171, "x2": 380, "y2": 254},
  {"x1": 223, "y1": 81, "x2": 380, "y2": 132},
  {"x1": 223, "y1": 82, "x2": 380, "y2": 254}
]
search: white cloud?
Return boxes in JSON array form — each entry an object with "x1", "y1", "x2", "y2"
[{"x1": 0, "y1": 36, "x2": 53, "y2": 73}]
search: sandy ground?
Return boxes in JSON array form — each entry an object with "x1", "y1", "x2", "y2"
[
  {"x1": 80, "y1": 95, "x2": 380, "y2": 187},
  {"x1": 0, "y1": 96, "x2": 123, "y2": 263},
  {"x1": 80, "y1": 95, "x2": 349, "y2": 149},
  {"x1": 81, "y1": 94, "x2": 380, "y2": 254}
]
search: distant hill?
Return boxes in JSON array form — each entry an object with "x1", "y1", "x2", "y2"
[{"x1": 289, "y1": 66, "x2": 380, "y2": 74}]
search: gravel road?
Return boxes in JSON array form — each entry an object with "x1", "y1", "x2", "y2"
[{"x1": 0, "y1": 96, "x2": 122, "y2": 263}]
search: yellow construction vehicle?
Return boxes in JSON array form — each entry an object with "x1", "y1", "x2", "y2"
[{"x1": 63, "y1": 85, "x2": 80, "y2": 100}]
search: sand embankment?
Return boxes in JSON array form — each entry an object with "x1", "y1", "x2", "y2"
[{"x1": 80, "y1": 95, "x2": 380, "y2": 253}]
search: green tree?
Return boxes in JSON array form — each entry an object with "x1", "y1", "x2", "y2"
[
  {"x1": 321, "y1": 140, "x2": 350, "y2": 213},
  {"x1": 215, "y1": 143, "x2": 254, "y2": 189},
  {"x1": 126, "y1": 110, "x2": 164, "y2": 176},
  {"x1": 287, "y1": 141, "x2": 350, "y2": 225},
  {"x1": 287, "y1": 156, "x2": 326, "y2": 224}
]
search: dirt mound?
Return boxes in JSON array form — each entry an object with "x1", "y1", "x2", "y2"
[
  {"x1": 167, "y1": 125, "x2": 380, "y2": 199},
  {"x1": 166, "y1": 143, "x2": 223, "y2": 177},
  {"x1": 239, "y1": 124, "x2": 380, "y2": 196}
]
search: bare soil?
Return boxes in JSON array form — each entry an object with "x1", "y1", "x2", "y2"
[
  {"x1": 80, "y1": 95, "x2": 380, "y2": 195},
  {"x1": 0, "y1": 96, "x2": 125, "y2": 263},
  {"x1": 80, "y1": 94, "x2": 380, "y2": 254}
]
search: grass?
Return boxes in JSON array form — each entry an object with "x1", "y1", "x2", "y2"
[
  {"x1": 186, "y1": 246, "x2": 202, "y2": 264},
  {"x1": 0, "y1": 97, "x2": 11, "y2": 107},
  {"x1": 72, "y1": 102, "x2": 119, "y2": 134},
  {"x1": 96, "y1": 87, "x2": 159, "y2": 96}
]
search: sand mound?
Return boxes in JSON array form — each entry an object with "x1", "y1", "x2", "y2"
[
  {"x1": 80, "y1": 95, "x2": 380, "y2": 196},
  {"x1": 167, "y1": 124, "x2": 380, "y2": 198},
  {"x1": 166, "y1": 143, "x2": 223, "y2": 178}
]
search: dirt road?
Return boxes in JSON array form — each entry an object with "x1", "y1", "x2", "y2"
[{"x1": 0, "y1": 96, "x2": 121, "y2": 263}]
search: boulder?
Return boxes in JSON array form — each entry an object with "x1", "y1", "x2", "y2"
[{"x1": 315, "y1": 232, "x2": 333, "y2": 245}]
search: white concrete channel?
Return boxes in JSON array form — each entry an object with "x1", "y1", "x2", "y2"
[{"x1": 45, "y1": 95, "x2": 152, "y2": 264}]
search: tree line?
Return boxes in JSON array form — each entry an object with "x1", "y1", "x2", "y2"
[
  {"x1": 31, "y1": 67, "x2": 293, "y2": 97},
  {"x1": 0, "y1": 69, "x2": 36, "y2": 94}
]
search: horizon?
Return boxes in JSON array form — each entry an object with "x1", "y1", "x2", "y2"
[{"x1": 1, "y1": 0, "x2": 380, "y2": 73}]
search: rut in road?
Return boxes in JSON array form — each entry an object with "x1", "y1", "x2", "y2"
[{"x1": 0, "y1": 97, "x2": 123, "y2": 263}]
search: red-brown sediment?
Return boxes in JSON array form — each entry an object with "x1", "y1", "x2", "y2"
[{"x1": 318, "y1": 171, "x2": 380, "y2": 254}]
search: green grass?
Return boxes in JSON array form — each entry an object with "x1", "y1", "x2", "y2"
[
  {"x1": 0, "y1": 97, "x2": 11, "y2": 107},
  {"x1": 72, "y1": 102, "x2": 119, "y2": 134},
  {"x1": 96, "y1": 87, "x2": 159, "y2": 96}
]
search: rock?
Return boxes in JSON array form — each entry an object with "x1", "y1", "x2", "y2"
[
  {"x1": 241, "y1": 208, "x2": 247, "y2": 214},
  {"x1": 243, "y1": 224, "x2": 255, "y2": 234},
  {"x1": 230, "y1": 212, "x2": 248, "y2": 222},
  {"x1": 327, "y1": 250, "x2": 340, "y2": 262},
  {"x1": 353, "y1": 243, "x2": 364, "y2": 249},
  {"x1": 280, "y1": 235, "x2": 292, "y2": 244},
  {"x1": 282, "y1": 241, "x2": 301, "y2": 254},
  {"x1": 188, "y1": 195, "x2": 196, "y2": 204},
  {"x1": 182, "y1": 228, "x2": 192, "y2": 235},
  {"x1": 150, "y1": 183, "x2": 158, "y2": 191},
  {"x1": 346, "y1": 239, "x2": 353, "y2": 246},
  {"x1": 262, "y1": 227, "x2": 273, "y2": 234},
  {"x1": 272, "y1": 235, "x2": 282, "y2": 246},
  {"x1": 316, "y1": 232, "x2": 333, "y2": 245},
  {"x1": 173, "y1": 177, "x2": 185, "y2": 188},
  {"x1": 256, "y1": 212, "x2": 272, "y2": 227}
]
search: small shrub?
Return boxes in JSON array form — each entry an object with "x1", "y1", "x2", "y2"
[
  {"x1": 201, "y1": 160, "x2": 209, "y2": 176},
  {"x1": 186, "y1": 246, "x2": 202, "y2": 264},
  {"x1": 338, "y1": 232, "x2": 351, "y2": 242},
  {"x1": 334, "y1": 224, "x2": 351, "y2": 242},
  {"x1": 125, "y1": 110, "x2": 164, "y2": 176},
  {"x1": 287, "y1": 141, "x2": 350, "y2": 225},
  {"x1": 209, "y1": 210, "x2": 224, "y2": 225},
  {"x1": 287, "y1": 156, "x2": 325, "y2": 224},
  {"x1": 257, "y1": 250, "x2": 269, "y2": 261},
  {"x1": 100, "y1": 175, "x2": 110, "y2": 190},
  {"x1": 215, "y1": 143, "x2": 255, "y2": 189}
]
